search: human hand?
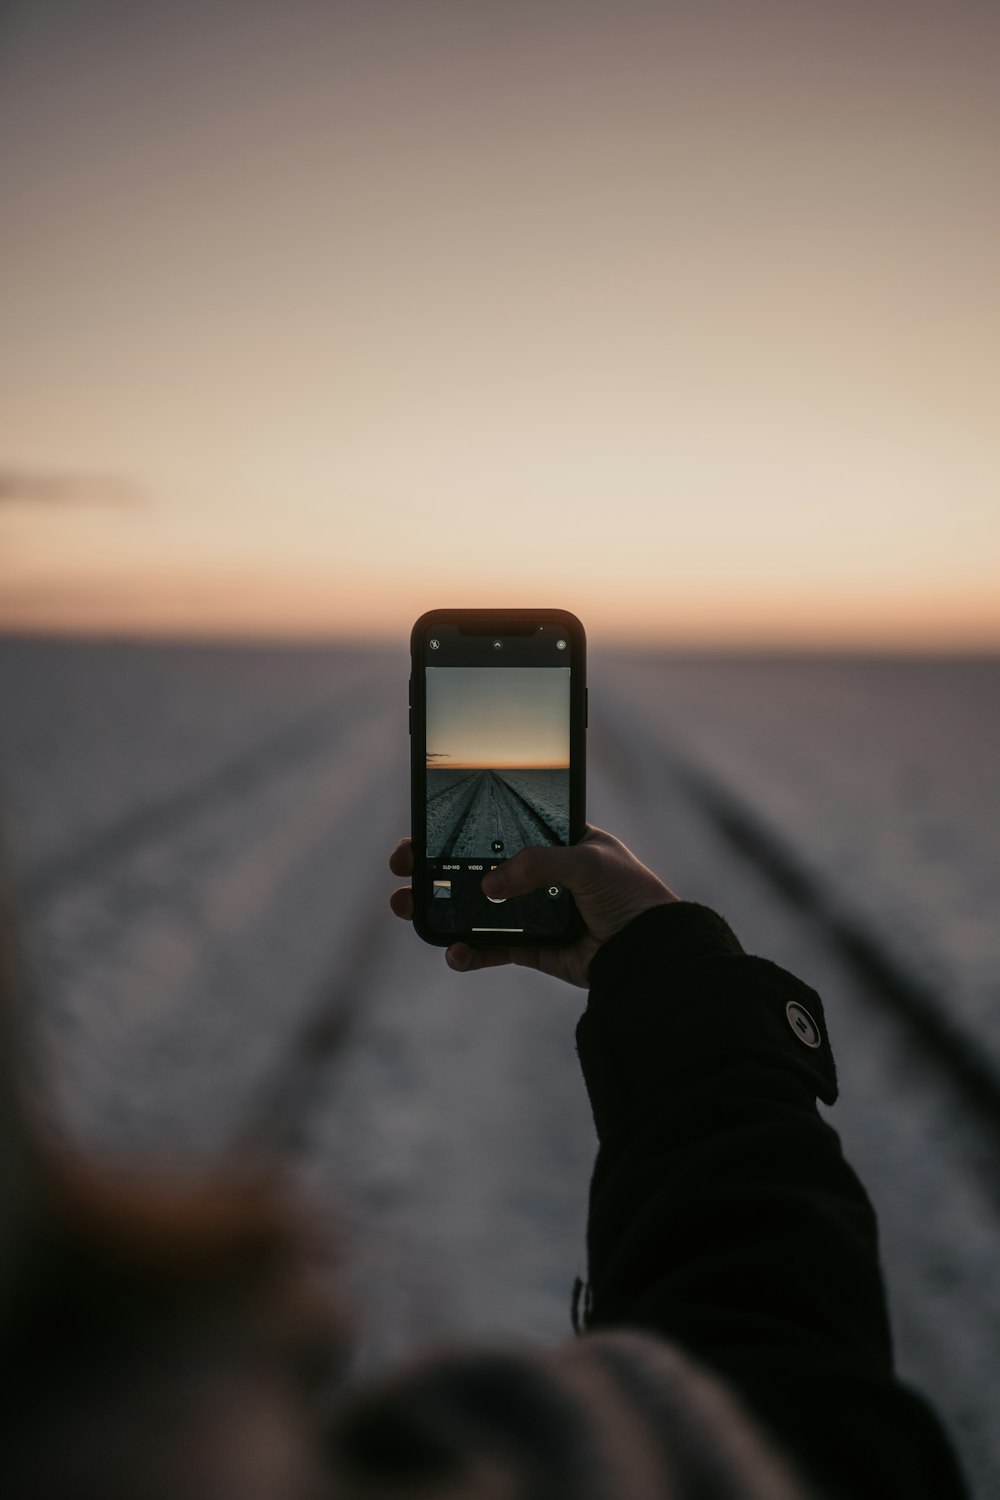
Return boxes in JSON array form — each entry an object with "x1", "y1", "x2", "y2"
[{"x1": 388, "y1": 826, "x2": 678, "y2": 988}]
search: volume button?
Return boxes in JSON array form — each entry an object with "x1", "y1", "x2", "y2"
[{"x1": 585, "y1": 688, "x2": 589, "y2": 727}]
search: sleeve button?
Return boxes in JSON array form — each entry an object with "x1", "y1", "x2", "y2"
[{"x1": 786, "y1": 1001, "x2": 822, "y2": 1049}]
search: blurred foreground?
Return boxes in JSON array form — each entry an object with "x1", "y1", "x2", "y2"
[{"x1": 0, "y1": 636, "x2": 997, "y2": 1495}]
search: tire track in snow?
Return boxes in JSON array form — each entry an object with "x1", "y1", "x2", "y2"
[
  {"x1": 493, "y1": 773, "x2": 564, "y2": 846},
  {"x1": 437, "y1": 770, "x2": 563, "y2": 858},
  {"x1": 23, "y1": 689, "x2": 386, "y2": 907},
  {"x1": 426, "y1": 771, "x2": 480, "y2": 858}
]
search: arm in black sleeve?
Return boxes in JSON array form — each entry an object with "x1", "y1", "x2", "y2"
[{"x1": 575, "y1": 902, "x2": 967, "y2": 1500}]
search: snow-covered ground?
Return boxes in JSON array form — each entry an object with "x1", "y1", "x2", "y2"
[
  {"x1": 427, "y1": 767, "x2": 568, "y2": 856},
  {"x1": 499, "y1": 769, "x2": 569, "y2": 842},
  {"x1": 0, "y1": 635, "x2": 996, "y2": 1495}
]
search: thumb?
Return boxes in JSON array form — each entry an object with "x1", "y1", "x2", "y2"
[{"x1": 483, "y1": 845, "x2": 577, "y2": 900}]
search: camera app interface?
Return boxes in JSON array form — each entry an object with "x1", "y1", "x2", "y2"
[{"x1": 425, "y1": 658, "x2": 571, "y2": 936}]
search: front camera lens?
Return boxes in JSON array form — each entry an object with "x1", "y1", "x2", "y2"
[{"x1": 556, "y1": 639, "x2": 567, "y2": 650}]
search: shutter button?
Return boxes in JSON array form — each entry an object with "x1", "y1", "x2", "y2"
[{"x1": 786, "y1": 1001, "x2": 821, "y2": 1049}]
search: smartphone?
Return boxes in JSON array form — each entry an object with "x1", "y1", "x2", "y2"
[{"x1": 410, "y1": 609, "x2": 587, "y2": 947}]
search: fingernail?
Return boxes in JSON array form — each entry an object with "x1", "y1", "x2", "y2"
[
  {"x1": 482, "y1": 872, "x2": 504, "y2": 897},
  {"x1": 447, "y1": 947, "x2": 469, "y2": 971}
]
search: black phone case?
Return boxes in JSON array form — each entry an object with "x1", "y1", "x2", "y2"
[{"x1": 410, "y1": 608, "x2": 587, "y2": 947}]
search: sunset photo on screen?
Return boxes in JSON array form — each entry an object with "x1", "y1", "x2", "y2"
[{"x1": 425, "y1": 666, "x2": 570, "y2": 858}]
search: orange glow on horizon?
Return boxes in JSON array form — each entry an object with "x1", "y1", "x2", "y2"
[
  {"x1": 1, "y1": 558, "x2": 998, "y2": 653},
  {"x1": 428, "y1": 760, "x2": 569, "y2": 771}
]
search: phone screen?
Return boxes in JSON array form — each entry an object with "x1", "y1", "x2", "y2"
[{"x1": 411, "y1": 612, "x2": 585, "y2": 944}]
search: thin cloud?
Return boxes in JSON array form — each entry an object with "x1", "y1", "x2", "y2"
[{"x1": 0, "y1": 467, "x2": 144, "y2": 507}]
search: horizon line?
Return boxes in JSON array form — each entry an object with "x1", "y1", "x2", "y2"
[{"x1": 427, "y1": 761, "x2": 570, "y2": 771}]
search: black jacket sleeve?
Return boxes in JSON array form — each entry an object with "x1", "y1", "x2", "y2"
[{"x1": 575, "y1": 902, "x2": 968, "y2": 1500}]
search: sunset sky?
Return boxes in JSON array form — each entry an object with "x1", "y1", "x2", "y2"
[
  {"x1": 1, "y1": 0, "x2": 998, "y2": 648},
  {"x1": 426, "y1": 666, "x2": 570, "y2": 768}
]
